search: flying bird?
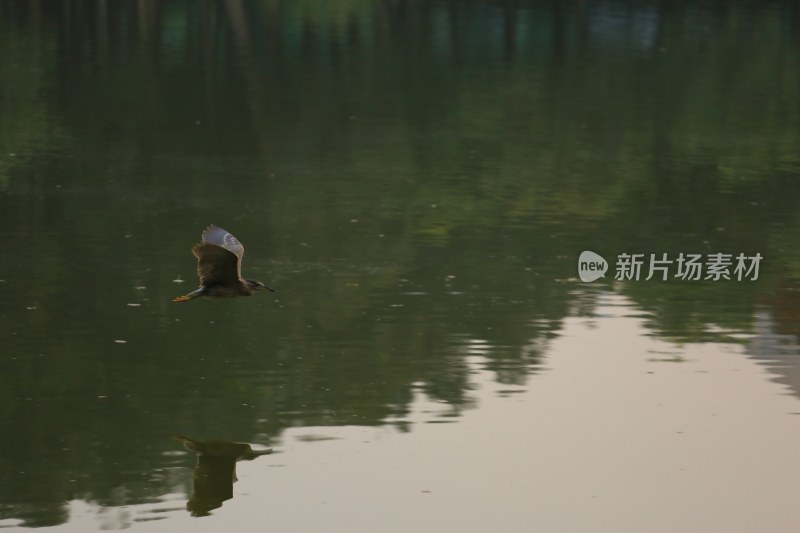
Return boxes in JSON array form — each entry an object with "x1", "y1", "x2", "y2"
[{"x1": 173, "y1": 225, "x2": 275, "y2": 302}]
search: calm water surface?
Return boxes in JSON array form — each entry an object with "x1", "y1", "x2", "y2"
[{"x1": 1, "y1": 1, "x2": 799, "y2": 531}]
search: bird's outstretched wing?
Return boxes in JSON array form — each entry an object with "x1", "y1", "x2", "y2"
[
  {"x1": 201, "y1": 225, "x2": 245, "y2": 261},
  {"x1": 174, "y1": 435, "x2": 202, "y2": 453},
  {"x1": 192, "y1": 243, "x2": 239, "y2": 286},
  {"x1": 190, "y1": 225, "x2": 244, "y2": 286}
]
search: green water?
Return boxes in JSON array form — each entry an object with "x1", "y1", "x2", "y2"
[{"x1": 1, "y1": 1, "x2": 799, "y2": 529}]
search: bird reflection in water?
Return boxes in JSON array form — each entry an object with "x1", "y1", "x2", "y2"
[{"x1": 174, "y1": 435, "x2": 273, "y2": 517}]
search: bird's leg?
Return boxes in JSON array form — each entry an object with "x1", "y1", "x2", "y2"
[{"x1": 173, "y1": 287, "x2": 205, "y2": 302}]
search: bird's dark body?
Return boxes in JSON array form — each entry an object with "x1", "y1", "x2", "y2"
[
  {"x1": 173, "y1": 225, "x2": 274, "y2": 302},
  {"x1": 203, "y1": 282, "x2": 256, "y2": 298}
]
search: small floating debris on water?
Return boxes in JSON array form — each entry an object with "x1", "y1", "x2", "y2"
[
  {"x1": 162, "y1": 450, "x2": 187, "y2": 458},
  {"x1": 497, "y1": 389, "x2": 527, "y2": 396},
  {"x1": 127, "y1": 303, "x2": 141, "y2": 307},
  {"x1": 134, "y1": 286, "x2": 147, "y2": 290},
  {"x1": 295, "y1": 434, "x2": 339, "y2": 442},
  {"x1": 26, "y1": 306, "x2": 37, "y2": 310},
  {"x1": 114, "y1": 339, "x2": 128, "y2": 344},
  {"x1": 172, "y1": 275, "x2": 184, "y2": 284}
]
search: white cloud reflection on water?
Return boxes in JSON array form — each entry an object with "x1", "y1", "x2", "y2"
[{"x1": 43, "y1": 295, "x2": 800, "y2": 533}]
